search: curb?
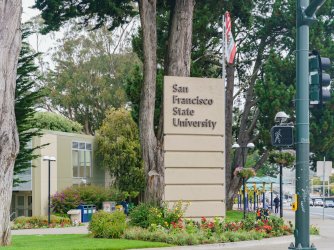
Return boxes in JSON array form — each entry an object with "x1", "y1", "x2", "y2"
[{"x1": 133, "y1": 235, "x2": 322, "y2": 250}]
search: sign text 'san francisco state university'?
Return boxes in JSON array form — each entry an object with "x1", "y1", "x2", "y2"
[{"x1": 164, "y1": 76, "x2": 224, "y2": 135}]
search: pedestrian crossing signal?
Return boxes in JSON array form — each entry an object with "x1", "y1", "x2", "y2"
[{"x1": 271, "y1": 126, "x2": 294, "y2": 147}]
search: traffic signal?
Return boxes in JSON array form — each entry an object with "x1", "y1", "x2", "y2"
[
  {"x1": 271, "y1": 125, "x2": 294, "y2": 147},
  {"x1": 309, "y1": 50, "x2": 331, "y2": 106}
]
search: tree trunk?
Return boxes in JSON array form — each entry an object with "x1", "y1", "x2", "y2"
[
  {"x1": 0, "y1": 0, "x2": 22, "y2": 246},
  {"x1": 138, "y1": 0, "x2": 163, "y2": 203},
  {"x1": 165, "y1": 0, "x2": 194, "y2": 77},
  {"x1": 138, "y1": 0, "x2": 194, "y2": 203}
]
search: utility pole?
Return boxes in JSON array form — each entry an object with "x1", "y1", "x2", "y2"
[{"x1": 291, "y1": 1, "x2": 326, "y2": 249}]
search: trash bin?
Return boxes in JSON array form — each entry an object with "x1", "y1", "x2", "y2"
[
  {"x1": 103, "y1": 201, "x2": 116, "y2": 213},
  {"x1": 77, "y1": 204, "x2": 96, "y2": 222}
]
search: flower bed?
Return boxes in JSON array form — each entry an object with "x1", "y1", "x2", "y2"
[
  {"x1": 123, "y1": 214, "x2": 292, "y2": 245},
  {"x1": 12, "y1": 215, "x2": 72, "y2": 229},
  {"x1": 121, "y1": 202, "x2": 293, "y2": 245}
]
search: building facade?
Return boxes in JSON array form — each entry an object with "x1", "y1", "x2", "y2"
[{"x1": 11, "y1": 130, "x2": 105, "y2": 218}]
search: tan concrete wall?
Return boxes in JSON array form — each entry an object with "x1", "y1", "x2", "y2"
[
  {"x1": 164, "y1": 152, "x2": 224, "y2": 168},
  {"x1": 163, "y1": 76, "x2": 225, "y2": 219},
  {"x1": 32, "y1": 133, "x2": 58, "y2": 216},
  {"x1": 32, "y1": 136, "x2": 41, "y2": 216}
]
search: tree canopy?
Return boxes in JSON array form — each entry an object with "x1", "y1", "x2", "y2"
[
  {"x1": 42, "y1": 24, "x2": 139, "y2": 134},
  {"x1": 32, "y1": 112, "x2": 83, "y2": 133},
  {"x1": 95, "y1": 108, "x2": 145, "y2": 194},
  {"x1": 14, "y1": 27, "x2": 45, "y2": 186}
]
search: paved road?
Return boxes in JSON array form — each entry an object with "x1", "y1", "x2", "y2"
[{"x1": 310, "y1": 206, "x2": 334, "y2": 219}]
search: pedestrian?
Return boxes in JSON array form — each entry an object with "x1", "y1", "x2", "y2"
[{"x1": 274, "y1": 195, "x2": 280, "y2": 214}]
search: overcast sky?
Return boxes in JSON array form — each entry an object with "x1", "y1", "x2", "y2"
[{"x1": 22, "y1": 0, "x2": 39, "y2": 23}]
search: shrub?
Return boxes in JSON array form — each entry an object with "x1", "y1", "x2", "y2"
[
  {"x1": 162, "y1": 201, "x2": 189, "y2": 226},
  {"x1": 12, "y1": 215, "x2": 71, "y2": 229},
  {"x1": 310, "y1": 225, "x2": 320, "y2": 235},
  {"x1": 129, "y1": 203, "x2": 153, "y2": 228},
  {"x1": 241, "y1": 214, "x2": 256, "y2": 231},
  {"x1": 129, "y1": 201, "x2": 189, "y2": 229},
  {"x1": 51, "y1": 185, "x2": 115, "y2": 214},
  {"x1": 89, "y1": 211, "x2": 126, "y2": 238}
]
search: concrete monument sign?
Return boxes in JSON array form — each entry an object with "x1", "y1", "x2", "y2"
[{"x1": 164, "y1": 76, "x2": 225, "y2": 219}]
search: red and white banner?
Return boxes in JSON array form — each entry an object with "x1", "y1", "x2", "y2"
[{"x1": 225, "y1": 12, "x2": 236, "y2": 64}]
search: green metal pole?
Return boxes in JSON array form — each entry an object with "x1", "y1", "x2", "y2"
[{"x1": 291, "y1": 0, "x2": 320, "y2": 249}]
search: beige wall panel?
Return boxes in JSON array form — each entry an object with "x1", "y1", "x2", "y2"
[
  {"x1": 164, "y1": 76, "x2": 224, "y2": 135},
  {"x1": 57, "y1": 135, "x2": 74, "y2": 190},
  {"x1": 165, "y1": 185, "x2": 224, "y2": 201},
  {"x1": 32, "y1": 136, "x2": 41, "y2": 216},
  {"x1": 165, "y1": 152, "x2": 224, "y2": 168},
  {"x1": 165, "y1": 169, "x2": 224, "y2": 184},
  {"x1": 164, "y1": 135, "x2": 224, "y2": 152},
  {"x1": 38, "y1": 134, "x2": 58, "y2": 216},
  {"x1": 167, "y1": 201, "x2": 225, "y2": 218}
]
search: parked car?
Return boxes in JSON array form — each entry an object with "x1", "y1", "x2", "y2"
[
  {"x1": 310, "y1": 199, "x2": 314, "y2": 206},
  {"x1": 314, "y1": 199, "x2": 324, "y2": 207},
  {"x1": 324, "y1": 200, "x2": 334, "y2": 208}
]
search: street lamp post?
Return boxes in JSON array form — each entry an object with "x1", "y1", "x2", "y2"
[
  {"x1": 43, "y1": 156, "x2": 56, "y2": 226},
  {"x1": 274, "y1": 111, "x2": 290, "y2": 218},
  {"x1": 232, "y1": 142, "x2": 255, "y2": 219},
  {"x1": 270, "y1": 183, "x2": 273, "y2": 212}
]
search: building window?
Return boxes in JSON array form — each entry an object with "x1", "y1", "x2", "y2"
[{"x1": 72, "y1": 142, "x2": 92, "y2": 178}]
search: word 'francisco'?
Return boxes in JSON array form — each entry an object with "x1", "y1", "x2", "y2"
[{"x1": 173, "y1": 95, "x2": 213, "y2": 105}]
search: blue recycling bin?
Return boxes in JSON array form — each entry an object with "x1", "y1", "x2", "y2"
[{"x1": 77, "y1": 204, "x2": 96, "y2": 222}]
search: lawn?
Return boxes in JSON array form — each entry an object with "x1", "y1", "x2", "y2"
[
  {"x1": 4, "y1": 235, "x2": 170, "y2": 250},
  {"x1": 226, "y1": 210, "x2": 255, "y2": 222}
]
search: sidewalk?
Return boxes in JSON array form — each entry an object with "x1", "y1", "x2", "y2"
[
  {"x1": 133, "y1": 235, "x2": 321, "y2": 250},
  {"x1": 11, "y1": 224, "x2": 89, "y2": 235}
]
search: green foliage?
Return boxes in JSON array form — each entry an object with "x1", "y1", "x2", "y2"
[
  {"x1": 256, "y1": 162, "x2": 279, "y2": 177},
  {"x1": 33, "y1": 0, "x2": 137, "y2": 34},
  {"x1": 162, "y1": 201, "x2": 189, "y2": 227},
  {"x1": 269, "y1": 151, "x2": 295, "y2": 168},
  {"x1": 123, "y1": 227, "x2": 267, "y2": 246},
  {"x1": 42, "y1": 26, "x2": 139, "y2": 134},
  {"x1": 129, "y1": 203, "x2": 152, "y2": 229},
  {"x1": 254, "y1": 52, "x2": 296, "y2": 150},
  {"x1": 12, "y1": 215, "x2": 71, "y2": 229},
  {"x1": 129, "y1": 201, "x2": 188, "y2": 229},
  {"x1": 95, "y1": 108, "x2": 145, "y2": 194},
  {"x1": 89, "y1": 211, "x2": 127, "y2": 238},
  {"x1": 310, "y1": 225, "x2": 320, "y2": 235},
  {"x1": 51, "y1": 185, "x2": 115, "y2": 214},
  {"x1": 32, "y1": 112, "x2": 83, "y2": 133},
  {"x1": 234, "y1": 167, "x2": 256, "y2": 178},
  {"x1": 14, "y1": 26, "x2": 45, "y2": 185}
]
